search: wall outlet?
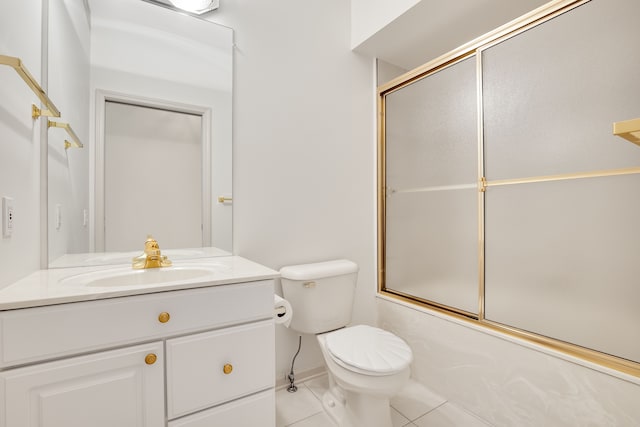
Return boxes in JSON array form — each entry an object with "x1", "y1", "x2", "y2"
[{"x1": 2, "y1": 197, "x2": 14, "y2": 238}]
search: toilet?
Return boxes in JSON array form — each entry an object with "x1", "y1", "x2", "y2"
[{"x1": 280, "y1": 260, "x2": 412, "y2": 427}]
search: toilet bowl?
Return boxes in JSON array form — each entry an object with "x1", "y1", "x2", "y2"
[
  {"x1": 317, "y1": 325, "x2": 411, "y2": 427},
  {"x1": 279, "y1": 260, "x2": 413, "y2": 427}
]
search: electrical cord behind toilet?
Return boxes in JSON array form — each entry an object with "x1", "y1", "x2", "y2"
[{"x1": 287, "y1": 335, "x2": 302, "y2": 392}]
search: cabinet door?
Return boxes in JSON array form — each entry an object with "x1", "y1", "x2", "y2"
[{"x1": 0, "y1": 342, "x2": 164, "y2": 427}]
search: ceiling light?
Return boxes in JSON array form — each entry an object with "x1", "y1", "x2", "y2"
[{"x1": 168, "y1": 0, "x2": 219, "y2": 14}]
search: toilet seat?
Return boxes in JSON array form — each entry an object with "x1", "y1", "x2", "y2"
[{"x1": 325, "y1": 325, "x2": 412, "y2": 376}]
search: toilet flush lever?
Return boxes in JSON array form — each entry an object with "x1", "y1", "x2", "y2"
[{"x1": 303, "y1": 281, "x2": 316, "y2": 289}]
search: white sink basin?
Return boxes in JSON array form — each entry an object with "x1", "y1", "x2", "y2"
[{"x1": 60, "y1": 264, "x2": 229, "y2": 288}]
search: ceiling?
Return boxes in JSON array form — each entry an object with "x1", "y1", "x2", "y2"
[{"x1": 353, "y1": 0, "x2": 551, "y2": 71}]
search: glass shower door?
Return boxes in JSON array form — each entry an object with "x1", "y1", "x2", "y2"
[{"x1": 383, "y1": 56, "x2": 479, "y2": 315}]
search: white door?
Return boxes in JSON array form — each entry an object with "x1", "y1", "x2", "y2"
[
  {"x1": 0, "y1": 342, "x2": 164, "y2": 427},
  {"x1": 104, "y1": 101, "x2": 203, "y2": 251}
]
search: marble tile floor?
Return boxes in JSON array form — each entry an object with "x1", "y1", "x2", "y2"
[{"x1": 276, "y1": 374, "x2": 492, "y2": 427}]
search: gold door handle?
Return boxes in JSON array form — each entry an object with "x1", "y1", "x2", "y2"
[
  {"x1": 223, "y1": 363, "x2": 233, "y2": 374},
  {"x1": 158, "y1": 312, "x2": 171, "y2": 323},
  {"x1": 145, "y1": 353, "x2": 157, "y2": 365}
]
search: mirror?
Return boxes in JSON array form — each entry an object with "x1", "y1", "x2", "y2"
[{"x1": 47, "y1": 0, "x2": 233, "y2": 268}]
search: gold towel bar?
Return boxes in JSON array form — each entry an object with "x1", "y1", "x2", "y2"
[
  {"x1": 48, "y1": 120, "x2": 84, "y2": 149},
  {"x1": 0, "y1": 54, "x2": 60, "y2": 118}
]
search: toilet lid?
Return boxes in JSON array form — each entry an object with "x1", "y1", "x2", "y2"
[{"x1": 325, "y1": 325, "x2": 412, "y2": 376}]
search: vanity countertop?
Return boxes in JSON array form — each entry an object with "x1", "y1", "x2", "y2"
[{"x1": 0, "y1": 256, "x2": 279, "y2": 311}]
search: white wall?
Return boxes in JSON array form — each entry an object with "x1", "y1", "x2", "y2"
[
  {"x1": 0, "y1": 0, "x2": 43, "y2": 288},
  {"x1": 211, "y1": 0, "x2": 377, "y2": 380},
  {"x1": 47, "y1": 0, "x2": 90, "y2": 263},
  {"x1": 379, "y1": 297, "x2": 640, "y2": 425}
]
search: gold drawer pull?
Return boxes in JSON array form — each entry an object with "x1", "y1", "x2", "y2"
[
  {"x1": 158, "y1": 312, "x2": 171, "y2": 323},
  {"x1": 145, "y1": 353, "x2": 157, "y2": 365},
  {"x1": 223, "y1": 363, "x2": 233, "y2": 375}
]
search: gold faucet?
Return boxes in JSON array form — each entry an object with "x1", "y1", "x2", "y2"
[{"x1": 132, "y1": 236, "x2": 172, "y2": 269}]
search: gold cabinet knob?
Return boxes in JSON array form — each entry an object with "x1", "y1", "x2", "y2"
[
  {"x1": 145, "y1": 353, "x2": 157, "y2": 365},
  {"x1": 223, "y1": 363, "x2": 233, "y2": 375},
  {"x1": 158, "y1": 312, "x2": 170, "y2": 323}
]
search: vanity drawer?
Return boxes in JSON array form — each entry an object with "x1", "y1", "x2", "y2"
[
  {"x1": 168, "y1": 389, "x2": 275, "y2": 427},
  {"x1": 166, "y1": 319, "x2": 275, "y2": 419},
  {"x1": 0, "y1": 280, "x2": 273, "y2": 368}
]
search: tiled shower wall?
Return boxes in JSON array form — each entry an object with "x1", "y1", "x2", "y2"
[{"x1": 377, "y1": 296, "x2": 640, "y2": 426}]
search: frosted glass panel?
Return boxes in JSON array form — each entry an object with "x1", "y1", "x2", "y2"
[
  {"x1": 485, "y1": 174, "x2": 640, "y2": 362},
  {"x1": 483, "y1": 0, "x2": 640, "y2": 180},
  {"x1": 385, "y1": 57, "x2": 477, "y2": 189},
  {"x1": 386, "y1": 190, "x2": 478, "y2": 314}
]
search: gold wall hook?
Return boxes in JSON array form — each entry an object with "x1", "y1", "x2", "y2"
[{"x1": 0, "y1": 55, "x2": 61, "y2": 118}]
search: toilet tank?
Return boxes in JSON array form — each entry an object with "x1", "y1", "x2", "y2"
[{"x1": 280, "y1": 259, "x2": 358, "y2": 334}]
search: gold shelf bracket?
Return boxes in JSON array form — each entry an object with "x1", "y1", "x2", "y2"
[
  {"x1": 0, "y1": 54, "x2": 61, "y2": 119},
  {"x1": 613, "y1": 118, "x2": 640, "y2": 146},
  {"x1": 48, "y1": 120, "x2": 84, "y2": 149},
  {"x1": 32, "y1": 104, "x2": 59, "y2": 119}
]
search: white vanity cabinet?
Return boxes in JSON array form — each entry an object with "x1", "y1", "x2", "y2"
[{"x1": 0, "y1": 278, "x2": 276, "y2": 427}]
